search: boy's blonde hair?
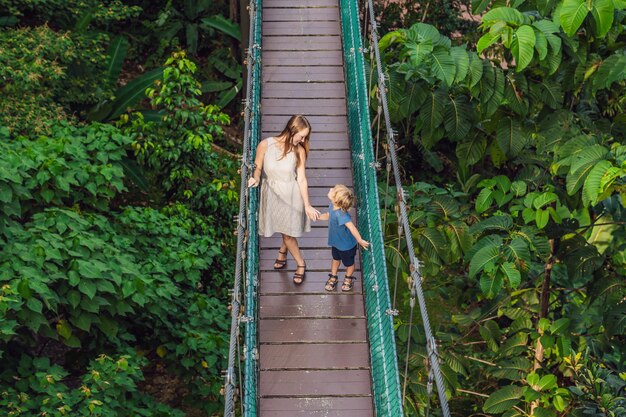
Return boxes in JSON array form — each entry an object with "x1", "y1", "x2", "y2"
[{"x1": 332, "y1": 184, "x2": 355, "y2": 211}]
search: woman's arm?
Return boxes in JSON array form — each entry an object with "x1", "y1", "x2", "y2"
[
  {"x1": 247, "y1": 139, "x2": 267, "y2": 187},
  {"x1": 296, "y1": 146, "x2": 320, "y2": 220}
]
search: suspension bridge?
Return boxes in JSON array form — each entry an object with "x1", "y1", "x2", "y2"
[{"x1": 224, "y1": 0, "x2": 450, "y2": 416}]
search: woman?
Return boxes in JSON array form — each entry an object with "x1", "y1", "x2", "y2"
[{"x1": 248, "y1": 115, "x2": 320, "y2": 284}]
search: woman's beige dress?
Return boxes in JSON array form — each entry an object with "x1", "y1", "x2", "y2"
[{"x1": 259, "y1": 137, "x2": 311, "y2": 237}]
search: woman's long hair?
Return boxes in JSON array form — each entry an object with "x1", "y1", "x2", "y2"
[{"x1": 276, "y1": 114, "x2": 312, "y2": 164}]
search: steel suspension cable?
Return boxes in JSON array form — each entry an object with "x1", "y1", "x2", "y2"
[{"x1": 364, "y1": 0, "x2": 452, "y2": 415}]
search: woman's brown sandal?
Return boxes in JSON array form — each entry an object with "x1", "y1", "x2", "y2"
[
  {"x1": 293, "y1": 264, "x2": 306, "y2": 285},
  {"x1": 273, "y1": 250, "x2": 287, "y2": 270},
  {"x1": 341, "y1": 276, "x2": 357, "y2": 292},
  {"x1": 325, "y1": 274, "x2": 339, "y2": 291}
]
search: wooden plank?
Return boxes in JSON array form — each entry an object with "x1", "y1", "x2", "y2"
[
  {"x1": 259, "y1": 294, "x2": 365, "y2": 318},
  {"x1": 263, "y1": 50, "x2": 343, "y2": 66},
  {"x1": 262, "y1": 98, "x2": 346, "y2": 115},
  {"x1": 263, "y1": 82, "x2": 345, "y2": 98},
  {"x1": 263, "y1": 7, "x2": 339, "y2": 21},
  {"x1": 262, "y1": 66, "x2": 344, "y2": 83},
  {"x1": 260, "y1": 271, "x2": 363, "y2": 294},
  {"x1": 259, "y1": 318, "x2": 367, "y2": 343},
  {"x1": 260, "y1": 343, "x2": 371, "y2": 370},
  {"x1": 264, "y1": 0, "x2": 338, "y2": 7},
  {"x1": 263, "y1": 35, "x2": 341, "y2": 51},
  {"x1": 260, "y1": 397, "x2": 373, "y2": 417},
  {"x1": 260, "y1": 248, "x2": 359, "y2": 260},
  {"x1": 260, "y1": 370, "x2": 372, "y2": 396},
  {"x1": 260, "y1": 240, "x2": 335, "y2": 253},
  {"x1": 263, "y1": 20, "x2": 340, "y2": 36}
]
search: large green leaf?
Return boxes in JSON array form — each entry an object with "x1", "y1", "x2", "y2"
[
  {"x1": 496, "y1": 117, "x2": 528, "y2": 156},
  {"x1": 444, "y1": 96, "x2": 472, "y2": 140},
  {"x1": 501, "y1": 262, "x2": 522, "y2": 288},
  {"x1": 482, "y1": 7, "x2": 526, "y2": 26},
  {"x1": 591, "y1": 0, "x2": 615, "y2": 37},
  {"x1": 473, "y1": 0, "x2": 492, "y2": 14},
  {"x1": 582, "y1": 160, "x2": 613, "y2": 206},
  {"x1": 431, "y1": 48, "x2": 456, "y2": 86},
  {"x1": 105, "y1": 36, "x2": 129, "y2": 81},
  {"x1": 479, "y1": 63, "x2": 505, "y2": 117},
  {"x1": 450, "y1": 46, "x2": 470, "y2": 83},
  {"x1": 109, "y1": 68, "x2": 164, "y2": 120},
  {"x1": 406, "y1": 39, "x2": 433, "y2": 67},
  {"x1": 477, "y1": 32, "x2": 501, "y2": 54},
  {"x1": 186, "y1": 23, "x2": 199, "y2": 54},
  {"x1": 201, "y1": 15, "x2": 241, "y2": 40},
  {"x1": 469, "y1": 243, "x2": 501, "y2": 278},
  {"x1": 469, "y1": 215, "x2": 514, "y2": 234},
  {"x1": 419, "y1": 89, "x2": 446, "y2": 145},
  {"x1": 483, "y1": 385, "x2": 524, "y2": 413},
  {"x1": 593, "y1": 53, "x2": 626, "y2": 92},
  {"x1": 456, "y1": 136, "x2": 487, "y2": 165},
  {"x1": 560, "y1": 0, "x2": 589, "y2": 37},
  {"x1": 511, "y1": 25, "x2": 536, "y2": 71},
  {"x1": 569, "y1": 145, "x2": 609, "y2": 174},
  {"x1": 467, "y1": 52, "x2": 484, "y2": 88},
  {"x1": 480, "y1": 274, "x2": 504, "y2": 298},
  {"x1": 0, "y1": 16, "x2": 18, "y2": 26}
]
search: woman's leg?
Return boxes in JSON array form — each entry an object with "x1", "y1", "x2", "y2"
[
  {"x1": 282, "y1": 234, "x2": 305, "y2": 266},
  {"x1": 274, "y1": 242, "x2": 288, "y2": 269}
]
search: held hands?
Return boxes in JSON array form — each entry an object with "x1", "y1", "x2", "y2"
[
  {"x1": 247, "y1": 177, "x2": 259, "y2": 188},
  {"x1": 305, "y1": 205, "x2": 321, "y2": 221},
  {"x1": 358, "y1": 239, "x2": 370, "y2": 250}
]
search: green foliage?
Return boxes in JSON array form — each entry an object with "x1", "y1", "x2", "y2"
[
  {"x1": 378, "y1": 2, "x2": 626, "y2": 414},
  {"x1": 0, "y1": 352, "x2": 184, "y2": 416}
]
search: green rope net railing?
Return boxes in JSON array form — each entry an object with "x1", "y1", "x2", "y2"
[
  {"x1": 339, "y1": 1, "x2": 404, "y2": 416},
  {"x1": 223, "y1": 1, "x2": 262, "y2": 416}
]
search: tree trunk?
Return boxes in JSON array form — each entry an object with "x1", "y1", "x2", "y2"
[{"x1": 531, "y1": 238, "x2": 557, "y2": 414}]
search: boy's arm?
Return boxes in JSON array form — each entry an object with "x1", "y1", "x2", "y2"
[
  {"x1": 317, "y1": 212, "x2": 330, "y2": 221},
  {"x1": 345, "y1": 221, "x2": 369, "y2": 249}
]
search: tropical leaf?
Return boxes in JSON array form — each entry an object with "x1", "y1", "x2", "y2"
[
  {"x1": 399, "y1": 80, "x2": 427, "y2": 118},
  {"x1": 479, "y1": 63, "x2": 505, "y2": 117},
  {"x1": 407, "y1": 22, "x2": 444, "y2": 45},
  {"x1": 569, "y1": 145, "x2": 609, "y2": 174},
  {"x1": 504, "y1": 78, "x2": 529, "y2": 116},
  {"x1": 582, "y1": 160, "x2": 612, "y2": 206},
  {"x1": 469, "y1": 243, "x2": 501, "y2": 278},
  {"x1": 469, "y1": 215, "x2": 514, "y2": 234},
  {"x1": 501, "y1": 262, "x2": 521, "y2": 288},
  {"x1": 475, "y1": 187, "x2": 494, "y2": 213},
  {"x1": 531, "y1": 80, "x2": 563, "y2": 109},
  {"x1": 450, "y1": 46, "x2": 470, "y2": 83},
  {"x1": 496, "y1": 117, "x2": 528, "y2": 156},
  {"x1": 426, "y1": 196, "x2": 460, "y2": 218},
  {"x1": 119, "y1": 157, "x2": 150, "y2": 192},
  {"x1": 456, "y1": 136, "x2": 487, "y2": 166},
  {"x1": 506, "y1": 237, "x2": 531, "y2": 268},
  {"x1": 406, "y1": 39, "x2": 433, "y2": 66},
  {"x1": 431, "y1": 48, "x2": 456, "y2": 86},
  {"x1": 532, "y1": 192, "x2": 558, "y2": 209},
  {"x1": 534, "y1": 29, "x2": 548, "y2": 60},
  {"x1": 593, "y1": 53, "x2": 626, "y2": 92},
  {"x1": 417, "y1": 227, "x2": 447, "y2": 261},
  {"x1": 419, "y1": 89, "x2": 446, "y2": 145},
  {"x1": 477, "y1": 32, "x2": 502, "y2": 54},
  {"x1": 480, "y1": 274, "x2": 504, "y2": 298},
  {"x1": 473, "y1": 0, "x2": 493, "y2": 14},
  {"x1": 511, "y1": 25, "x2": 536, "y2": 71},
  {"x1": 216, "y1": 79, "x2": 242, "y2": 108},
  {"x1": 482, "y1": 7, "x2": 526, "y2": 26},
  {"x1": 201, "y1": 15, "x2": 241, "y2": 40},
  {"x1": 444, "y1": 96, "x2": 472, "y2": 140},
  {"x1": 483, "y1": 385, "x2": 524, "y2": 413},
  {"x1": 560, "y1": 0, "x2": 589, "y2": 37},
  {"x1": 378, "y1": 30, "x2": 405, "y2": 51},
  {"x1": 109, "y1": 68, "x2": 164, "y2": 120},
  {"x1": 201, "y1": 80, "x2": 233, "y2": 93},
  {"x1": 186, "y1": 23, "x2": 199, "y2": 54},
  {"x1": 446, "y1": 221, "x2": 473, "y2": 255},
  {"x1": 467, "y1": 52, "x2": 484, "y2": 88},
  {"x1": 591, "y1": 0, "x2": 615, "y2": 37},
  {"x1": 105, "y1": 36, "x2": 129, "y2": 81}
]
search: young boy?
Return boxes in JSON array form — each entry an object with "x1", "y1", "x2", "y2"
[{"x1": 317, "y1": 184, "x2": 369, "y2": 292}]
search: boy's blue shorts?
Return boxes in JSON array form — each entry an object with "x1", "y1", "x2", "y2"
[{"x1": 331, "y1": 245, "x2": 357, "y2": 267}]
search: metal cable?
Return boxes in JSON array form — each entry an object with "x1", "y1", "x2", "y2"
[{"x1": 365, "y1": 0, "x2": 452, "y2": 415}]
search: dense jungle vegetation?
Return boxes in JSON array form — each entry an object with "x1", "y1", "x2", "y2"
[{"x1": 0, "y1": 0, "x2": 625, "y2": 416}]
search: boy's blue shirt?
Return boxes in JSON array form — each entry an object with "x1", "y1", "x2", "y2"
[{"x1": 327, "y1": 203, "x2": 357, "y2": 251}]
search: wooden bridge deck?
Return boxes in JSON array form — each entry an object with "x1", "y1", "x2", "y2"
[{"x1": 258, "y1": 0, "x2": 375, "y2": 415}]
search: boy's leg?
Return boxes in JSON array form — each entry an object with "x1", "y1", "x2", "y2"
[
  {"x1": 331, "y1": 259, "x2": 341, "y2": 276},
  {"x1": 341, "y1": 246, "x2": 358, "y2": 291},
  {"x1": 345, "y1": 263, "x2": 355, "y2": 277}
]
